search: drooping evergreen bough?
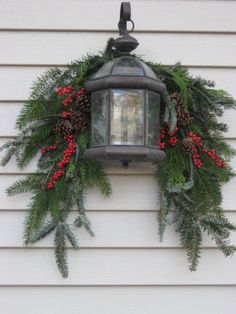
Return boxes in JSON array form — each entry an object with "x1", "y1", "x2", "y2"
[{"x1": 1, "y1": 39, "x2": 236, "y2": 277}]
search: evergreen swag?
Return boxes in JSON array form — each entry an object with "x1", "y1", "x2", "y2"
[{"x1": 1, "y1": 38, "x2": 236, "y2": 277}]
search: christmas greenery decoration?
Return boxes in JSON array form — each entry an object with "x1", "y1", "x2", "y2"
[{"x1": 1, "y1": 38, "x2": 236, "y2": 276}]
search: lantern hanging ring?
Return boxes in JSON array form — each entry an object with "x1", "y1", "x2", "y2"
[
  {"x1": 113, "y1": 2, "x2": 139, "y2": 54},
  {"x1": 118, "y1": 2, "x2": 135, "y2": 36}
]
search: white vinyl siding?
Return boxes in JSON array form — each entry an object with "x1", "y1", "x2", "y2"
[{"x1": 0, "y1": 1, "x2": 236, "y2": 313}]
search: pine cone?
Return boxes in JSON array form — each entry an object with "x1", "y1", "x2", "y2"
[
  {"x1": 55, "y1": 119, "x2": 74, "y2": 136},
  {"x1": 71, "y1": 95, "x2": 91, "y2": 132},
  {"x1": 182, "y1": 137, "x2": 195, "y2": 155},
  {"x1": 176, "y1": 106, "x2": 193, "y2": 126},
  {"x1": 70, "y1": 111, "x2": 88, "y2": 132},
  {"x1": 76, "y1": 94, "x2": 91, "y2": 113},
  {"x1": 170, "y1": 92, "x2": 193, "y2": 126},
  {"x1": 170, "y1": 92, "x2": 181, "y2": 103}
]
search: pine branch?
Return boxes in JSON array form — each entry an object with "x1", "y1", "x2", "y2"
[
  {"x1": 63, "y1": 223, "x2": 79, "y2": 250},
  {"x1": 200, "y1": 213, "x2": 236, "y2": 256},
  {"x1": 75, "y1": 132, "x2": 112, "y2": 197},
  {"x1": 186, "y1": 223, "x2": 202, "y2": 271},
  {"x1": 24, "y1": 191, "x2": 49, "y2": 244},
  {"x1": 0, "y1": 140, "x2": 19, "y2": 166},
  {"x1": 85, "y1": 159, "x2": 112, "y2": 196},
  {"x1": 29, "y1": 220, "x2": 56, "y2": 244},
  {"x1": 73, "y1": 180, "x2": 95, "y2": 236},
  {"x1": 158, "y1": 191, "x2": 171, "y2": 241},
  {"x1": 17, "y1": 123, "x2": 54, "y2": 168},
  {"x1": 171, "y1": 65, "x2": 191, "y2": 111},
  {"x1": 6, "y1": 174, "x2": 44, "y2": 196},
  {"x1": 173, "y1": 195, "x2": 202, "y2": 271},
  {"x1": 74, "y1": 214, "x2": 95, "y2": 237},
  {"x1": 54, "y1": 224, "x2": 68, "y2": 278},
  {"x1": 0, "y1": 126, "x2": 34, "y2": 166},
  {"x1": 103, "y1": 37, "x2": 121, "y2": 59}
]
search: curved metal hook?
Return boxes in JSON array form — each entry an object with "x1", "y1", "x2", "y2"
[
  {"x1": 118, "y1": 2, "x2": 135, "y2": 36},
  {"x1": 114, "y1": 2, "x2": 139, "y2": 53},
  {"x1": 120, "y1": 2, "x2": 131, "y2": 20}
]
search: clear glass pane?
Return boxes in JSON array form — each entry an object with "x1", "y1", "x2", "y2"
[
  {"x1": 111, "y1": 89, "x2": 144, "y2": 145},
  {"x1": 146, "y1": 92, "x2": 160, "y2": 147},
  {"x1": 112, "y1": 57, "x2": 144, "y2": 76},
  {"x1": 91, "y1": 90, "x2": 108, "y2": 146}
]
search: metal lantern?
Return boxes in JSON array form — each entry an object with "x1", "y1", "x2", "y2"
[{"x1": 85, "y1": 2, "x2": 166, "y2": 165}]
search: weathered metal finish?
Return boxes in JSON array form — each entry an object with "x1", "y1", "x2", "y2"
[
  {"x1": 84, "y1": 2, "x2": 167, "y2": 164},
  {"x1": 85, "y1": 146, "x2": 165, "y2": 162},
  {"x1": 85, "y1": 76, "x2": 166, "y2": 94},
  {"x1": 85, "y1": 56, "x2": 167, "y2": 94},
  {"x1": 113, "y1": 35, "x2": 139, "y2": 54},
  {"x1": 113, "y1": 2, "x2": 139, "y2": 53},
  {"x1": 118, "y1": 2, "x2": 132, "y2": 36}
]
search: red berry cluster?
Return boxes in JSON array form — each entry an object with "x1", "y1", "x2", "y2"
[
  {"x1": 202, "y1": 147, "x2": 226, "y2": 168},
  {"x1": 47, "y1": 169, "x2": 65, "y2": 189},
  {"x1": 56, "y1": 85, "x2": 73, "y2": 96},
  {"x1": 61, "y1": 109, "x2": 73, "y2": 119},
  {"x1": 187, "y1": 131, "x2": 226, "y2": 169},
  {"x1": 57, "y1": 134, "x2": 76, "y2": 168},
  {"x1": 44, "y1": 86, "x2": 87, "y2": 190},
  {"x1": 160, "y1": 125, "x2": 179, "y2": 150},
  {"x1": 46, "y1": 135, "x2": 76, "y2": 190},
  {"x1": 160, "y1": 127, "x2": 166, "y2": 150},
  {"x1": 41, "y1": 145, "x2": 57, "y2": 156},
  {"x1": 56, "y1": 85, "x2": 74, "y2": 107},
  {"x1": 192, "y1": 147, "x2": 203, "y2": 168},
  {"x1": 56, "y1": 86, "x2": 87, "y2": 126},
  {"x1": 169, "y1": 132, "x2": 178, "y2": 146},
  {"x1": 160, "y1": 142, "x2": 166, "y2": 150},
  {"x1": 56, "y1": 86, "x2": 86, "y2": 107},
  {"x1": 187, "y1": 132, "x2": 202, "y2": 147}
]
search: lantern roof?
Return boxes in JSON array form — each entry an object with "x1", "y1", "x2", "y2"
[
  {"x1": 92, "y1": 56, "x2": 158, "y2": 81},
  {"x1": 85, "y1": 2, "x2": 167, "y2": 94},
  {"x1": 85, "y1": 56, "x2": 166, "y2": 94}
]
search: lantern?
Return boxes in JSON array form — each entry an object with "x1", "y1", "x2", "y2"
[{"x1": 85, "y1": 2, "x2": 166, "y2": 165}]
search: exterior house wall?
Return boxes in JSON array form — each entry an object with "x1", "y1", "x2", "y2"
[{"x1": 0, "y1": 1, "x2": 236, "y2": 313}]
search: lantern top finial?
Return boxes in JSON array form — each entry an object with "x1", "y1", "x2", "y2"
[{"x1": 113, "y1": 2, "x2": 139, "y2": 54}]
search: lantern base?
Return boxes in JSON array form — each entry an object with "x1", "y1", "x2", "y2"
[{"x1": 84, "y1": 146, "x2": 165, "y2": 162}]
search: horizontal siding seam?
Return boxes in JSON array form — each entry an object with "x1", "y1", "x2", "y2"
[
  {"x1": 0, "y1": 172, "x2": 154, "y2": 176},
  {"x1": 0, "y1": 246, "x2": 232, "y2": 250},
  {"x1": 1, "y1": 64, "x2": 236, "y2": 69},
  {"x1": 0, "y1": 284, "x2": 236, "y2": 287},
  {"x1": 1, "y1": 171, "x2": 236, "y2": 176},
  {"x1": 0, "y1": 29, "x2": 236, "y2": 35},
  {"x1": 0, "y1": 209, "x2": 235, "y2": 213},
  {"x1": 0, "y1": 247, "x2": 232, "y2": 250}
]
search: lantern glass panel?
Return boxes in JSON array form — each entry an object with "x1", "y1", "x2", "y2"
[
  {"x1": 91, "y1": 90, "x2": 109, "y2": 146},
  {"x1": 110, "y1": 89, "x2": 144, "y2": 145},
  {"x1": 146, "y1": 91, "x2": 160, "y2": 147},
  {"x1": 112, "y1": 57, "x2": 144, "y2": 76}
]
